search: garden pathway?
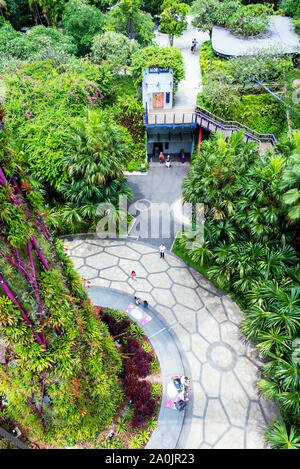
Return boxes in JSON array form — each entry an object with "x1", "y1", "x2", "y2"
[
  {"x1": 154, "y1": 16, "x2": 209, "y2": 108},
  {"x1": 64, "y1": 236, "x2": 281, "y2": 449}
]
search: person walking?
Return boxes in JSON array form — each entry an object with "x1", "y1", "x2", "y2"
[
  {"x1": 191, "y1": 38, "x2": 197, "y2": 54},
  {"x1": 159, "y1": 151, "x2": 164, "y2": 164},
  {"x1": 165, "y1": 155, "x2": 171, "y2": 168},
  {"x1": 159, "y1": 243, "x2": 166, "y2": 259}
]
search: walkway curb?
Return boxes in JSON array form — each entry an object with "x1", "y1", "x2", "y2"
[{"x1": 88, "y1": 286, "x2": 185, "y2": 450}]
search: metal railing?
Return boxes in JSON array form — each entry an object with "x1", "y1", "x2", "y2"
[
  {"x1": 0, "y1": 426, "x2": 29, "y2": 449},
  {"x1": 144, "y1": 105, "x2": 278, "y2": 147},
  {"x1": 144, "y1": 109, "x2": 196, "y2": 126},
  {"x1": 195, "y1": 106, "x2": 277, "y2": 146}
]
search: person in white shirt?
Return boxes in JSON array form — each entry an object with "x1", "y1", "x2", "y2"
[
  {"x1": 159, "y1": 243, "x2": 166, "y2": 259},
  {"x1": 180, "y1": 376, "x2": 190, "y2": 389},
  {"x1": 178, "y1": 390, "x2": 189, "y2": 402}
]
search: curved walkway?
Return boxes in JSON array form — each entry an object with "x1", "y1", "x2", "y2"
[
  {"x1": 90, "y1": 287, "x2": 185, "y2": 449},
  {"x1": 64, "y1": 236, "x2": 281, "y2": 449}
]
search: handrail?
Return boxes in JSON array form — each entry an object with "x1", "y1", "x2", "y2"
[
  {"x1": 196, "y1": 106, "x2": 277, "y2": 145},
  {"x1": 143, "y1": 105, "x2": 278, "y2": 147},
  {"x1": 0, "y1": 426, "x2": 29, "y2": 449}
]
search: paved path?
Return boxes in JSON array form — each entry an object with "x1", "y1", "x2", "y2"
[
  {"x1": 64, "y1": 236, "x2": 280, "y2": 449},
  {"x1": 212, "y1": 16, "x2": 300, "y2": 57},
  {"x1": 154, "y1": 16, "x2": 209, "y2": 107},
  {"x1": 90, "y1": 287, "x2": 185, "y2": 449},
  {"x1": 127, "y1": 163, "x2": 190, "y2": 250}
]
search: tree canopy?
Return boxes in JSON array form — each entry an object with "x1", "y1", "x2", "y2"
[{"x1": 131, "y1": 44, "x2": 185, "y2": 85}]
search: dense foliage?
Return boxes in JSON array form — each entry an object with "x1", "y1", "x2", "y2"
[
  {"x1": 131, "y1": 44, "x2": 185, "y2": 86},
  {"x1": 3, "y1": 61, "x2": 113, "y2": 188},
  {"x1": 0, "y1": 125, "x2": 123, "y2": 446},
  {"x1": 159, "y1": 0, "x2": 189, "y2": 46},
  {"x1": 91, "y1": 31, "x2": 140, "y2": 72},
  {"x1": 178, "y1": 130, "x2": 300, "y2": 437},
  {"x1": 62, "y1": 0, "x2": 106, "y2": 56},
  {"x1": 281, "y1": 0, "x2": 300, "y2": 36},
  {"x1": 198, "y1": 41, "x2": 293, "y2": 137},
  {"x1": 105, "y1": 0, "x2": 155, "y2": 46},
  {"x1": 0, "y1": 24, "x2": 77, "y2": 61},
  {"x1": 192, "y1": 0, "x2": 273, "y2": 37},
  {"x1": 2, "y1": 60, "x2": 142, "y2": 235}
]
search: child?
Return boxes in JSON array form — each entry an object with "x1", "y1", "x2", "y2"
[{"x1": 134, "y1": 296, "x2": 142, "y2": 305}]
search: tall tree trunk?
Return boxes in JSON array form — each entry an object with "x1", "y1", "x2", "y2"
[
  {"x1": 0, "y1": 8, "x2": 6, "y2": 23},
  {"x1": 130, "y1": 16, "x2": 134, "y2": 40}
]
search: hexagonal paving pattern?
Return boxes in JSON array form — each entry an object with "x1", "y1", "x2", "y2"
[{"x1": 65, "y1": 237, "x2": 280, "y2": 449}]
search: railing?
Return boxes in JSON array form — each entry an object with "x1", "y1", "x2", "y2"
[
  {"x1": 195, "y1": 106, "x2": 277, "y2": 146},
  {"x1": 144, "y1": 109, "x2": 196, "y2": 126},
  {"x1": 0, "y1": 426, "x2": 29, "y2": 449},
  {"x1": 144, "y1": 105, "x2": 278, "y2": 148}
]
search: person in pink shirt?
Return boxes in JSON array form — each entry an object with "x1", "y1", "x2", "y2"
[{"x1": 130, "y1": 270, "x2": 137, "y2": 281}]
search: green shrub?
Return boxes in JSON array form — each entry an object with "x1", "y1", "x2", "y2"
[
  {"x1": 126, "y1": 159, "x2": 148, "y2": 172},
  {"x1": 0, "y1": 24, "x2": 77, "y2": 62},
  {"x1": 233, "y1": 94, "x2": 287, "y2": 137},
  {"x1": 131, "y1": 45, "x2": 185, "y2": 87},
  {"x1": 4, "y1": 61, "x2": 114, "y2": 188},
  {"x1": 199, "y1": 42, "x2": 228, "y2": 81}
]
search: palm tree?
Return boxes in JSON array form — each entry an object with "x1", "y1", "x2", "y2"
[
  {"x1": 259, "y1": 354, "x2": 300, "y2": 420},
  {"x1": 265, "y1": 420, "x2": 300, "y2": 449},
  {"x1": 63, "y1": 110, "x2": 129, "y2": 188},
  {"x1": 280, "y1": 153, "x2": 300, "y2": 224}
]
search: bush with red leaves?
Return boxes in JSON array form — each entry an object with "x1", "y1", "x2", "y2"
[{"x1": 97, "y1": 309, "x2": 158, "y2": 428}]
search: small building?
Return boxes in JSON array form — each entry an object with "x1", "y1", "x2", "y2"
[
  {"x1": 142, "y1": 67, "x2": 174, "y2": 111},
  {"x1": 142, "y1": 67, "x2": 196, "y2": 160}
]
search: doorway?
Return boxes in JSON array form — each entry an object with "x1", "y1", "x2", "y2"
[
  {"x1": 153, "y1": 92, "x2": 164, "y2": 108},
  {"x1": 153, "y1": 142, "x2": 163, "y2": 159}
]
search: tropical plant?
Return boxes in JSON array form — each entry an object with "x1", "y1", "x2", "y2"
[
  {"x1": 129, "y1": 434, "x2": 143, "y2": 449},
  {"x1": 62, "y1": 110, "x2": 129, "y2": 187},
  {"x1": 265, "y1": 420, "x2": 300, "y2": 449},
  {"x1": 0, "y1": 128, "x2": 123, "y2": 446},
  {"x1": 105, "y1": 0, "x2": 155, "y2": 46},
  {"x1": 62, "y1": 0, "x2": 106, "y2": 55},
  {"x1": 280, "y1": 153, "x2": 300, "y2": 223},
  {"x1": 116, "y1": 417, "x2": 127, "y2": 433}
]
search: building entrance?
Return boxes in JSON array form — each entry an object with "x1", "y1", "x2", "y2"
[
  {"x1": 153, "y1": 143, "x2": 164, "y2": 159},
  {"x1": 153, "y1": 92, "x2": 164, "y2": 108}
]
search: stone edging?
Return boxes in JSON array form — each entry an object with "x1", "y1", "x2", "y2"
[{"x1": 88, "y1": 286, "x2": 186, "y2": 450}]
